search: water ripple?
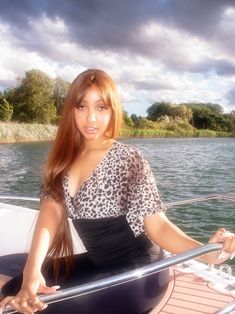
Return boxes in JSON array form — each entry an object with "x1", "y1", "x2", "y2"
[{"x1": 0, "y1": 138, "x2": 234, "y2": 268}]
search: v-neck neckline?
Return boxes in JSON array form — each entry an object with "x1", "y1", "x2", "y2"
[{"x1": 65, "y1": 141, "x2": 117, "y2": 199}]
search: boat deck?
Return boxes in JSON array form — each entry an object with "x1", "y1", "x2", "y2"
[{"x1": 152, "y1": 267, "x2": 235, "y2": 314}]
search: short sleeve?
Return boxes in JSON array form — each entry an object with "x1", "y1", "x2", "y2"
[{"x1": 126, "y1": 148, "x2": 166, "y2": 237}]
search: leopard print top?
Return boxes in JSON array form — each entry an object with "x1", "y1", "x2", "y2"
[{"x1": 62, "y1": 141, "x2": 166, "y2": 237}]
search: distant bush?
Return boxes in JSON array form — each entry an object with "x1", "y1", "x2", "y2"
[
  {"x1": 120, "y1": 118, "x2": 233, "y2": 138},
  {"x1": 137, "y1": 118, "x2": 156, "y2": 129},
  {"x1": 0, "y1": 99, "x2": 13, "y2": 121},
  {"x1": 123, "y1": 111, "x2": 134, "y2": 127}
]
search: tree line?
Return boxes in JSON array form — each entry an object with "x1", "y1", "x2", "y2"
[
  {"x1": 0, "y1": 69, "x2": 70, "y2": 123},
  {"x1": 0, "y1": 69, "x2": 234, "y2": 133},
  {"x1": 125, "y1": 102, "x2": 235, "y2": 133}
]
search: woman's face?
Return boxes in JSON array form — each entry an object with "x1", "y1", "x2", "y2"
[{"x1": 74, "y1": 87, "x2": 113, "y2": 142}]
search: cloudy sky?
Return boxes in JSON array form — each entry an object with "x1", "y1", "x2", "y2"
[{"x1": 0, "y1": 0, "x2": 235, "y2": 116}]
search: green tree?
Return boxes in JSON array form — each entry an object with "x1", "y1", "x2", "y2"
[
  {"x1": 130, "y1": 114, "x2": 142, "y2": 128},
  {"x1": 185, "y1": 103, "x2": 225, "y2": 130},
  {"x1": 0, "y1": 98, "x2": 13, "y2": 121},
  {"x1": 147, "y1": 102, "x2": 172, "y2": 121},
  {"x1": 13, "y1": 69, "x2": 56, "y2": 123},
  {"x1": 193, "y1": 105, "x2": 215, "y2": 129},
  {"x1": 223, "y1": 111, "x2": 235, "y2": 132},
  {"x1": 206, "y1": 103, "x2": 224, "y2": 115},
  {"x1": 53, "y1": 77, "x2": 70, "y2": 116},
  {"x1": 230, "y1": 111, "x2": 235, "y2": 132},
  {"x1": 137, "y1": 118, "x2": 156, "y2": 129},
  {"x1": 123, "y1": 111, "x2": 134, "y2": 127},
  {"x1": 169, "y1": 105, "x2": 193, "y2": 122},
  {"x1": 3, "y1": 88, "x2": 16, "y2": 106}
]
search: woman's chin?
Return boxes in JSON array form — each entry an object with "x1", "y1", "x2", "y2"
[{"x1": 82, "y1": 133, "x2": 103, "y2": 141}]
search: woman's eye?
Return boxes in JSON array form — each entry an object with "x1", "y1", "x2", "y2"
[
  {"x1": 98, "y1": 105, "x2": 109, "y2": 111},
  {"x1": 76, "y1": 104, "x2": 86, "y2": 110}
]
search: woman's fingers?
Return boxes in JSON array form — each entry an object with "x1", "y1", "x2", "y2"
[
  {"x1": 209, "y1": 228, "x2": 235, "y2": 262},
  {"x1": 209, "y1": 228, "x2": 228, "y2": 243},
  {"x1": 0, "y1": 294, "x2": 48, "y2": 313},
  {"x1": 0, "y1": 284, "x2": 59, "y2": 313},
  {"x1": 30, "y1": 294, "x2": 47, "y2": 311},
  {"x1": 11, "y1": 297, "x2": 35, "y2": 314},
  {"x1": 222, "y1": 233, "x2": 234, "y2": 252},
  {"x1": 0, "y1": 295, "x2": 14, "y2": 310},
  {"x1": 38, "y1": 284, "x2": 60, "y2": 294},
  {"x1": 0, "y1": 274, "x2": 57, "y2": 313}
]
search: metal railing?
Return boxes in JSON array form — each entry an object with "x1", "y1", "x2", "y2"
[
  {"x1": 3, "y1": 243, "x2": 223, "y2": 314},
  {"x1": 165, "y1": 194, "x2": 235, "y2": 208},
  {"x1": 1, "y1": 193, "x2": 235, "y2": 207},
  {"x1": 216, "y1": 301, "x2": 235, "y2": 314},
  {"x1": 0, "y1": 196, "x2": 39, "y2": 202}
]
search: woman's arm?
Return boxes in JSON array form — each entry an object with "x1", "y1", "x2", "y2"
[
  {"x1": 144, "y1": 212, "x2": 202, "y2": 254},
  {"x1": 24, "y1": 198, "x2": 63, "y2": 276},
  {"x1": 144, "y1": 212, "x2": 235, "y2": 264}
]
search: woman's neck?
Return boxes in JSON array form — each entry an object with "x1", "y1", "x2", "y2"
[{"x1": 81, "y1": 138, "x2": 114, "y2": 153}]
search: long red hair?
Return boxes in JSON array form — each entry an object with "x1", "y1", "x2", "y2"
[{"x1": 43, "y1": 69, "x2": 123, "y2": 273}]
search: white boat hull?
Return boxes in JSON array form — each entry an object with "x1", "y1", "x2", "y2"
[{"x1": 0, "y1": 202, "x2": 86, "y2": 256}]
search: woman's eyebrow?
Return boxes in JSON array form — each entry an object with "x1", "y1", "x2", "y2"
[{"x1": 80, "y1": 98, "x2": 104, "y2": 103}]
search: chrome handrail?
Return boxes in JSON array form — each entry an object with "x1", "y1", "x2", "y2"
[
  {"x1": 0, "y1": 196, "x2": 39, "y2": 202},
  {"x1": 1, "y1": 194, "x2": 235, "y2": 207},
  {"x1": 216, "y1": 301, "x2": 235, "y2": 314},
  {"x1": 4, "y1": 243, "x2": 223, "y2": 313},
  {"x1": 165, "y1": 194, "x2": 235, "y2": 208}
]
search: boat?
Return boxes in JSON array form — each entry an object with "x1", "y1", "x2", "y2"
[{"x1": 0, "y1": 195, "x2": 235, "y2": 314}]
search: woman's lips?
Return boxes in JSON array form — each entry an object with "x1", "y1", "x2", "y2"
[{"x1": 84, "y1": 127, "x2": 98, "y2": 134}]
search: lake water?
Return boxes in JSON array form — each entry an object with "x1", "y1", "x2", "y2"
[{"x1": 0, "y1": 137, "x2": 235, "y2": 268}]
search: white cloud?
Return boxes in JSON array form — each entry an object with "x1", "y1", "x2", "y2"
[
  {"x1": 0, "y1": 3, "x2": 235, "y2": 116},
  {"x1": 137, "y1": 21, "x2": 214, "y2": 70}
]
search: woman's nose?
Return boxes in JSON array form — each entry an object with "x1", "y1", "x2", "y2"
[{"x1": 87, "y1": 110, "x2": 96, "y2": 122}]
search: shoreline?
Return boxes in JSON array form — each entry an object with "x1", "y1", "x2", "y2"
[
  {"x1": 1, "y1": 134, "x2": 234, "y2": 145},
  {"x1": 0, "y1": 122, "x2": 57, "y2": 144},
  {"x1": 0, "y1": 122, "x2": 234, "y2": 144},
  {"x1": 0, "y1": 139, "x2": 54, "y2": 144}
]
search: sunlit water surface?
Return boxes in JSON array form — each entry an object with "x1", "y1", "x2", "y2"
[{"x1": 0, "y1": 138, "x2": 234, "y2": 268}]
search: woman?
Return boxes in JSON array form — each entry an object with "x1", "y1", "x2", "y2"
[{"x1": 0, "y1": 69, "x2": 234, "y2": 314}]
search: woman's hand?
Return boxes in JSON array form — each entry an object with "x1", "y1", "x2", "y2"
[
  {"x1": 206, "y1": 228, "x2": 235, "y2": 264},
  {"x1": 0, "y1": 272, "x2": 60, "y2": 314}
]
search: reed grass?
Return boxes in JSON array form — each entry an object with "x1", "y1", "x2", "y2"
[
  {"x1": 120, "y1": 127, "x2": 233, "y2": 138},
  {"x1": 0, "y1": 122, "x2": 57, "y2": 143},
  {"x1": 0, "y1": 121, "x2": 233, "y2": 143}
]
